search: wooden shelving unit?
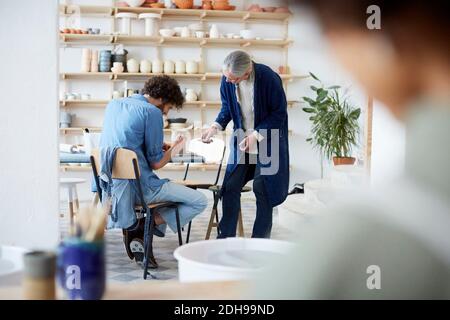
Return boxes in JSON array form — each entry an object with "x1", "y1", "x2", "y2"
[
  {"x1": 60, "y1": 99, "x2": 299, "y2": 108},
  {"x1": 61, "y1": 5, "x2": 291, "y2": 22},
  {"x1": 61, "y1": 34, "x2": 292, "y2": 48},
  {"x1": 60, "y1": 72, "x2": 307, "y2": 82},
  {"x1": 59, "y1": 1, "x2": 300, "y2": 170}
]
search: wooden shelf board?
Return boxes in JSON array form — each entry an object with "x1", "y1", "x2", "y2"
[
  {"x1": 60, "y1": 34, "x2": 114, "y2": 43},
  {"x1": 59, "y1": 100, "x2": 297, "y2": 108},
  {"x1": 60, "y1": 72, "x2": 114, "y2": 80},
  {"x1": 63, "y1": 5, "x2": 113, "y2": 16},
  {"x1": 60, "y1": 100, "x2": 109, "y2": 107},
  {"x1": 60, "y1": 35, "x2": 291, "y2": 48}
]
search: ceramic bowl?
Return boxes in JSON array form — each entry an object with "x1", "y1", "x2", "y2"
[
  {"x1": 240, "y1": 29, "x2": 255, "y2": 39},
  {"x1": 168, "y1": 118, "x2": 187, "y2": 124},
  {"x1": 125, "y1": 0, "x2": 145, "y2": 7},
  {"x1": 262, "y1": 6, "x2": 276, "y2": 12},
  {"x1": 159, "y1": 29, "x2": 175, "y2": 37}
]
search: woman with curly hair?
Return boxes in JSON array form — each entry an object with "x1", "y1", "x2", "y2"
[{"x1": 100, "y1": 75, "x2": 207, "y2": 264}]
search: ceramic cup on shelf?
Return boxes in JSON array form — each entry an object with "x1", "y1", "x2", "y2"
[
  {"x1": 185, "y1": 89, "x2": 198, "y2": 102},
  {"x1": 126, "y1": 59, "x2": 139, "y2": 73},
  {"x1": 140, "y1": 59, "x2": 152, "y2": 73},
  {"x1": 181, "y1": 26, "x2": 191, "y2": 38},
  {"x1": 209, "y1": 24, "x2": 219, "y2": 39},
  {"x1": 186, "y1": 60, "x2": 199, "y2": 74},
  {"x1": 112, "y1": 90, "x2": 123, "y2": 99},
  {"x1": 195, "y1": 31, "x2": 205, "y2": 38},
  {"x1": 163, "y1": 60, "x2": 175, "y2": 74},
  {"x1": 175, "y1": 60, "x2": 186, "y2": 74},
  {"x1": 152, "y1": 59, "x2": 163, "y2": 73}
]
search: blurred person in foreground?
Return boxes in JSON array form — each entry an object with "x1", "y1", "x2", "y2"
[{"x1": 254, "y1": 0, "x2": 450, "y2": 299}]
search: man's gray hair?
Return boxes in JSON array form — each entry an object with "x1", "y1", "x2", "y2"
[{"x1": 222, "y1": 50, "x2": 252, "y2": 77}]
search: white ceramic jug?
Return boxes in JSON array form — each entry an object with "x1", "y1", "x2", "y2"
[
  {"x1": 140, "y1": 59, "x2": 152, "y2": 73},
  {"x1": 185, "y1": 89, "x2": 198, "y2": 102},
  {"x1": 175, "y1": 60, "x2": 186, "y2": 74},
  {"x1": 209, "y1": 24, "x2": 219, "y2": 39},
  {"x1": 127, "y1": 58, "x2": 139, "y2": 73},
  {"x1": 186, "y1": 60, "x2": 198, "y2": 74},
  {"x1": 152, "y1": 59, "x2": 163, "y2": 73},
  {"x1": 164, "y1": 60, "x2": 175, "y2": 74}
]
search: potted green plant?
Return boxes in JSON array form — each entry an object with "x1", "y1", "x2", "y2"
[{"x1": 302, "y1": 72, "x2": 361, "y2": 166}]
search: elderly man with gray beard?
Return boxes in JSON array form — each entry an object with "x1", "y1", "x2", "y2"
[{"x1": 202, "y1": 51, "x2": 290, "y2": 238}]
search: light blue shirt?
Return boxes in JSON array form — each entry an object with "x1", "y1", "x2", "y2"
[{"x1": 100, "y1": 94, "x2": 168, "y2": 192}]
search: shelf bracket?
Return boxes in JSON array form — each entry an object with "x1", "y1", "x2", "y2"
[
  {"x1": 243, "y1": 13, "x2": 250, "y2": 21},
  {"x1": 242, "y1": 41, "x2": 251, "y2": 48}
]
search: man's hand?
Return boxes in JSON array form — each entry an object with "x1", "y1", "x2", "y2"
[
  {"x1": 201, "y1": 125, "x2": 219, "y2": 143},
  {"x1": 162, "y1": 142, "x2": 172, "y2": 151},
  {"x1": 170, "y1": 135, "x2": 186, "y2": 155},
  {"x1": 239, "y1": 134, "x2": 258, "y2": 152}
]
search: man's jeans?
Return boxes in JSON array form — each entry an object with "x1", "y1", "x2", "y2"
[
  {"x1": 218, "y1": 155, "x2": 273, "y2": 239},
  {"x1": 146, "y1": 182, "x2": 207, "y2": 235}
]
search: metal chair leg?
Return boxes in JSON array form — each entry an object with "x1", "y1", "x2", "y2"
[
  {"x1": 186, "y1": 221, "x2": 192, "y2": 243},
  {"x1": 175, "y1": 207, "x2": 183, "y2": 246}
]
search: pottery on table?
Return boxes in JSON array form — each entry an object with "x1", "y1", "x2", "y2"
[
  {"x1": 186, "y1": 60, "x2": 199, "y2": 74},
  {"x1": 163, "y1": 60, "x2": 175, "y2": 74},
  {"x1": 175, "y1": 60, "x2": 186, "y2": 74},
  {"x1": 140, "y1": 59, "x2": 152, "y2": 73},
  {"x1": 139, "y1": 13, "x2": 161, "y2": 37},
  {"x1": 152, "y1": 59, "x2": 163, "y2": 73}
]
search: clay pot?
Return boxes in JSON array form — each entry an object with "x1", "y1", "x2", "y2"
[
  {"x1": 247, "y1": 4, "x2": 262, "y2": 12},
  {"x1": 332, "y1": 157, "x2": 356, "y2": 166},
  {"x1": 202, "y1": 0, "x2": 212, "y2": 10},
  {"x1": 262, "y1": 7, "x2": 276, "y2": 12},
  {"x1": 274, "y1": 7, "x2": 291, "y2": 13},
  {"x1": 175, "y1": 0, "x2": 193, "y2": 9}
]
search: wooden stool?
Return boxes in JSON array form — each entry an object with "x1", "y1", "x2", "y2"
[
  {"x1": 60, "y1": 178, "x2": 86, "y2": 228},
  {"x1": 205, "y1": 185, "x2": 252, "y2": 240}
]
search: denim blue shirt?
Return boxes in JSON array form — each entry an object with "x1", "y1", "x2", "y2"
[{"x1": 99, "y1": 94, "x2": 168, "y2": 228}]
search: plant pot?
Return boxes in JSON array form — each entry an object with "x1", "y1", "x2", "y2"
[{"x1": 332, "y1": 157, "x2": 356, "y2": 166}]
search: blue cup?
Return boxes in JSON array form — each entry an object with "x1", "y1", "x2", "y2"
[{"x1": 57, "y1": 238, "x2": 105, "y2": 300}]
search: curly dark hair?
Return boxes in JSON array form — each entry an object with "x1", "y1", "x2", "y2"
[{"x1": 141, "y1": 75, "x2": 185, "y2": 109}]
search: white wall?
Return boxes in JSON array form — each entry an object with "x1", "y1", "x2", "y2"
[
  {"x1": 60, "y1": 0, "x2": 405, "y2": 201},
  {"x1": 0, "y1": 0, "x2": 60, "y2": 249}
]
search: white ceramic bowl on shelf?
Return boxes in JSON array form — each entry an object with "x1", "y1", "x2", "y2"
[
  {"x1": 159, "y1": 29, "x2": 175, "y2": 37},
  {"x1": 125, "y1": 0, "x2": 145, "y2": 7}
]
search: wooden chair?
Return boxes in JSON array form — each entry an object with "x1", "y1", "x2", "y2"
[
  {"x1": 175, "y1": 139, "x2": 250, "y2": 240},
  {"x1": 90, "y1": 148, "x2": 182, "y2": 280}
]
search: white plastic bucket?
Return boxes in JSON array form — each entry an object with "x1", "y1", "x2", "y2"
[{"x1": 174, "y1": 238, "x2": 295, "y2": 283}]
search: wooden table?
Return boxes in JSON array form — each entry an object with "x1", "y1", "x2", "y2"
[{"x1": 0, "y1": 280, "x2": 247, "y2": 300}]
